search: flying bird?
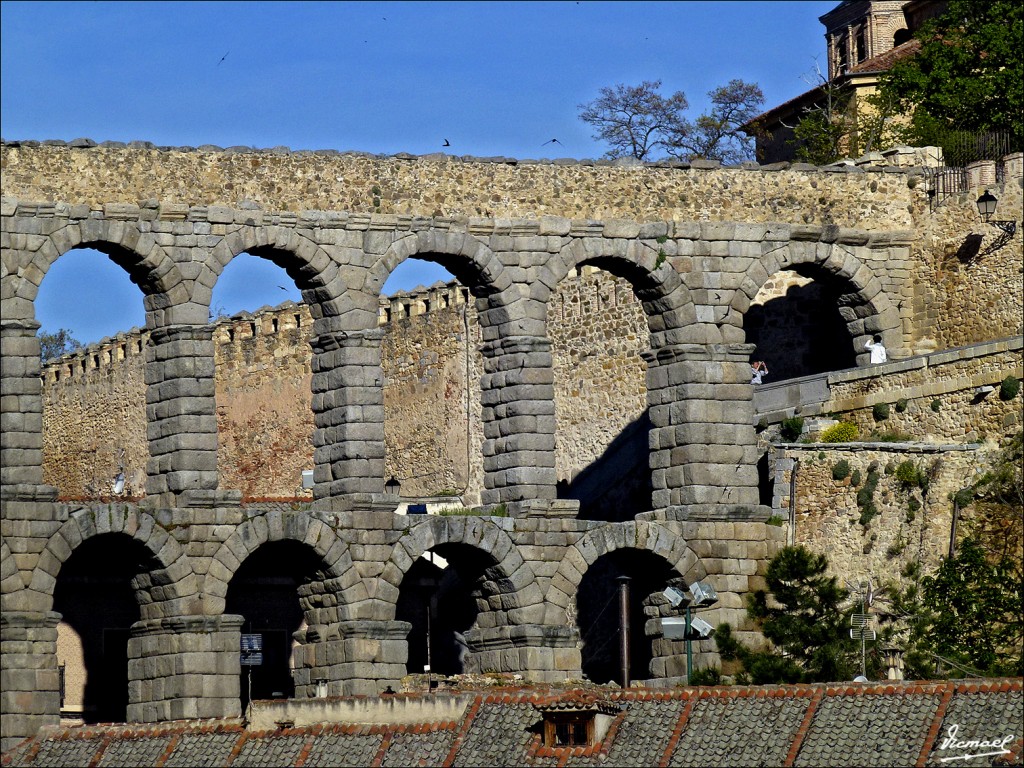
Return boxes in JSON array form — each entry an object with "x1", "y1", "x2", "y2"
[
  {"x1": 216, "y1": 51, "x2": 229, "y2": 66},
  {"x1": 443, "y1": 139, "x2": 450, "y2": 147},
  {"x1": 278, "y1": 285, "x2": 289, "y2": 291},
  {"x1": 542, "y1": 138, "x2": 562, "y2": 146}
]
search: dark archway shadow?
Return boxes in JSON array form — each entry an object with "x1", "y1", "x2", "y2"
[
  {"x1": 53, "y1": 534, "x2": 156, "y2": 723},
  {"x1": 746, "y1": 271, "x2": 857, "y2": 381},
  {"x1": 577, "y1": 550, "x2": 676, "y2": 685},
  {"x1": 396, "y1": 542, "x2": 499, "y2": 677},
  {"x1": 225, "y1": 540, "x2": 327, "y2": 709},
  {"x1": 560, "y1": 412, "x2": 653, "y2": 521}
]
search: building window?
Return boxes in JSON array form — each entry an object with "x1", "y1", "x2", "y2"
[{"x1": 545, "y1": 714, "x2": 594, "y2": 748}]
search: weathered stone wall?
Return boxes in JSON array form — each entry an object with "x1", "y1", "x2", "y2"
[
  {"x1": 40, "y1": 270, "x2": 652, "y2": 505},
  {"x1": 0, "y1": 142, "x2": 923, "y2": 228},
  {"x1": 823, "y1": 341, "x2": 1023, "y2": 442},
  {"x1": 910, "y1": 171, "x2": 1024, "y2": 353},
  {"x1": 773, "y1": 444, "x2": 996, "y2": 592}
]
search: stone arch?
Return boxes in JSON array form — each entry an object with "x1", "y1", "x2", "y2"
[
  {"x1": 377, "y1": 515, "x2": 544, "y2": 624},
  {"x1": 0, "y1": 535, "x2": 24, "y2": 612},
  {"x1": 201, "y1": 225, "x2": 348, "y2": 323},
  {"x1": 723, "y1": 240, "x2": 900, "y2": 350},
  {"x1": 549, "y1": 238, "x2": 696, "y2": 347},
  {"x1": 367, "y1": 229, "x2": 511, "y2": 300},
  {"x1": 31, "y1": 505, "x2": 197, "y2": 621},
  {"x1": 3, "y1": 220, "x2": 188, "y2": 323},
  {"x1": 544, "y1": 521, "x2": 705, "y2": 624},
  {"x1": 204, "y1": 511, "x2": 356, "y2": 616}
]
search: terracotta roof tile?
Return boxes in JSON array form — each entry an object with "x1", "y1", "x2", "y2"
[
  {"x1": 668, "y1": 695, "x2": 808, "y2": 767},
  {"x1": 299, "y1": 733, "x2": 382, "y2": 768},
  {"x1": 793, "y1": 692, "x2": 939, "y2": 767}
]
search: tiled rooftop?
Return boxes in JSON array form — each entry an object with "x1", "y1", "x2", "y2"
[{"x1": 2, "y1": 680, "x2": 1021, "y2": 767}]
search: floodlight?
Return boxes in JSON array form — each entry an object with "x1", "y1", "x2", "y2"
[
  {"x1": 687, "y1": 581, "x2": 718, "y2": 608},
  {"x1": 663, "y1": 586, "x2": 690, "y2": 608},
  {"x1": 690, "y1": 616, "x2": 714, "y2": 638},
  {"x1": 662, "y1": 617, "x2": 687, "y2": 640}
]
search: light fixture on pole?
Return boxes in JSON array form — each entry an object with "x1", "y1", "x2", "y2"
[
  {"x1": 385, "y1": 476, "x2": 401, "y2": 497},
  {"x1": 661, "y1": 581, "x2": 718, "y2": 684},
  {"x1": 976, "y1": 191, "x2": 1017, "y2": 235}
]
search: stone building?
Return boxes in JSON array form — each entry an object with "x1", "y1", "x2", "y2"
[
  {"x1": 1, "y1": 138, "x2": 1021, "y2": 753},
  {"x1": 746, "y1": 0, "x2": 950, "y2": 163}
]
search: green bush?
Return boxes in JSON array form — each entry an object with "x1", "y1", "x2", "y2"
[
  {"x1": 766, "y1": 514, "x2": 786, "y2": 526},
  {"x1": 821, "y1": 421, "x2": 859, "y2": 443},
  {"x1": 930, "y1": 399, "x2": 941, "y2": 412},
  {"x1": 895, "y1": 398, "x2": 909, "y2": 413},
  {"x1": 688, "y1": 666, "x2": 722, "y2": 686},
  {"x1": 894, "y1": 460, "x2": 923, "y2": 488},
  {"x1": 872, "y1": 402, "x2": 890, "y2": 421},
  {"x1": 832, "y1": 460, "x2": 851, "y2": 481},
  {"x1": 999, "y1": 375, "x2": 1021, "y2": 401},
  {"x1": 780, "y1": 417, "x2": 804, "y2": 442},
  {"x1": 850, "y1": 469, "x2": 862, "y2": 486},
  {"x1": 857, "y1": 468, "x2": 881, "y2": 526}
]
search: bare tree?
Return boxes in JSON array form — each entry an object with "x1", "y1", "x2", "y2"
[
  {"x1": 669, "y1": 79, "x2": 765, "y2": 164},
  {"x1": 577, "y1": 80, "x2": 690, "y2": 161},
  {"x1": 578, "y1": 79, "x2": 764, "y2": 163}
]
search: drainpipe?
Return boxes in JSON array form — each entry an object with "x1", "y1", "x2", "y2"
[
  {"x1": 788, "y1": 459, "x2": 800, "y2": 546},
  {"x1": 617, "y1": 576, "x2": 631, "y2": 688}
]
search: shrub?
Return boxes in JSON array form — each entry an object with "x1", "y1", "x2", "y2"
[
  {"x1": 930, "y1": 399, "x2": 941, "y2": 412},
  {"x1": 766, "y1": 514, "x2": 785, "y2": 526},
  {"x1": 688, "y1": 666, "x2": 722, "y2": 686},
  {"x1": 850, "y1": 469, "x2": 862, "y2": 486},
  {"x1": 857, "y1": 468, "x2": 881, "y2": 526},
  {"x1": 832, "y1": 460, "x2": 851, "y2": 481},
  {"x1": 894, "y1": 460, "x2": 923, "y2": 488},
  {"x1": 780, "y1": 417, "x2": 804, "y2": 442},
  {"x1": 895, "y1": 398, "x2": 909, "y2": 413},
  {"x1": 821, "y1": 421, "x2": 859, "y2": 443},
  {"x1": 872, "y1": 402, "x2": 890, "y2": 421},
  {"x1": 999, "y1": 375, "x2": 1021, "y2": 401}
]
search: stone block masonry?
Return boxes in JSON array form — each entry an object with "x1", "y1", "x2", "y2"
[{"x1": 2, "y1": 140, "x2": 1022, "y2": 749}]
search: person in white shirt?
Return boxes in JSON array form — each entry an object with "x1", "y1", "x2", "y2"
[
  {"x1": 750, "y1": 360, "x2": 768, "y2": 384},
  {"x1": 865, "y1": 335, "x2": 887, "y2": 364}
]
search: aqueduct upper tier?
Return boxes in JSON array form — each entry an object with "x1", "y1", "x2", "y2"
[{"x1": 3, "y1": 141, "x2": 959, "y2": 511}]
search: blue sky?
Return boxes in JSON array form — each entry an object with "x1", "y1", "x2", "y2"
[{"x1": 1, "y1": 0, "x2": 835, "y2": 345}]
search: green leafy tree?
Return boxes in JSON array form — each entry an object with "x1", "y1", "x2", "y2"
[
  {"x1": 789, "y1": 64, "x2": 901, "y2": 165},
  {"x1": 38, "y1": 328, "x2": 82, "y2": 362},
  {"x1": 880, "y1": 0, "x2": 1024, "y2": 148},
  {"x1": 578, "y1": 79, "x2": 764, "y2": 162},
  {"x1": 920, "y1": 538, "x2": 1023, "y2": 676},
  {"x1": 715, "y1": 545, "x2": 860, "y2": 683}
]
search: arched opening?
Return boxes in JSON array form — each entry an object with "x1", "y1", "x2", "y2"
[
  {"x1": 379, "y1": 257, "x2": 481, "y2": 504},
  {"x1": 893, "y1": 28, "x2": 912, "y2": 47},
  {"x1": 225, "y1": 539, "x2": 327, "y2": 709},
  {"x1": 550, "y1": 262, "x2": 655, "y2": 521},
  {"x1": 394, "y1": 542, "x2": 502, "y2": 677},
  {"x1": 745, "y1": 266, "x2": 859, "y2": 381},
  {"x1": 37, "y1": 248, "x2": 148, "y2": 500},
  {"x1": 53, "y1": 534, "x2": 158, "y2": 724},
  {"x1": 576, "y1": 549, "x2": 678, "y2": 685},
  {"x1": 211, "y1": 253, "x2": 311, "y2": 500}
]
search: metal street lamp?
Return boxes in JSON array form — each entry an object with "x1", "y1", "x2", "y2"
[{"x1": 662, "y1": 581, "x2": 719, "y2": 684}]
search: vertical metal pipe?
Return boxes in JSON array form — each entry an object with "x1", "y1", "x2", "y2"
[
  {"x1": 617, "y1": 576, "x2": 631, "y2": 688},
  {"x1": 685, "y1": 605, "x2": 693, "y2": 685}
]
